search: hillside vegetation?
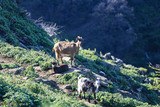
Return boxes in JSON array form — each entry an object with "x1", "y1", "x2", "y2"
[
  {"x1": 20, "y1": 0, "x2": 160, "y2": 66},
  {"x1": 0, "y1": 0, "x2": 53, "y2": 52},
  {"x1": 0, "y1": 0, "x2": 160, "y2": 107}
]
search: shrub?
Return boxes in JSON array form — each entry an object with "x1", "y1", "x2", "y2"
[
  {"x1": 1, "y1": 63, "x2": 19, "y2": 69},
  {"x1": 22, "y1": 65, "x2": 38, "y2": 78},
  {"x1": 96, "y1": 92, "x2": 149, "y2": 107},
  {"x1": 40, "y1": 61, "x2": 52, "y2": 71},
  {"x1": 3, "y1": 91, "x2": 34, "y2": 107}
]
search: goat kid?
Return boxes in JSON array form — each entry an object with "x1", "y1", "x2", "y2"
[{"x1": 77, "y1": 76, "x2": 100, "y2": 103}]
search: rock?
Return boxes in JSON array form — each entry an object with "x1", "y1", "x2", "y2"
[
  {"x1": 111, "y1": 55, "x2": 116, "y2": 60},
  {"x1": 0, "y1": 61, "x2": 4, "y2": 63},
  {"x1": 14, "y1": 67, "x2": 25, "y2": 75},
  {"x1": 23, "y1": 77, "x2": 28, "y2": 80},
  {"x1": 36, "y1": 78, "x2": 58, "y2": 88},
  {"x1": 117, "y1": 89, "x2": 132, "y2": 95},
  {"x1": 34, "y1": 66, "x2": 41, "y2": 72},
  {"x1": 8, "y1": 67, "x2": 25, "y2": 75},
  {"x1": 101, "y1": 80, "x2": 108, "y2": 87},
  {"x1": 82, "y1": 68, "x2": 91, "y2": 72},
  {"x1": 99, "y1": 71, "x2": 106, "y2": 76},
  {"x1": 0, "y1": 65, "x2": 2, "y2": 70},
  {"x1": 53, "y1": 64, "x2": 69, "y2": 73},
  {"x1": 155, "y1": 64, "x2": 160, "y2": 69},
  {"x1": 115, "y1": 58, "x2": 123, "y2": 66},
  {"x1": 144, "y1": 78, "x2": 153, "y2": 85},
  {"x1": 32, "y1": 63, "x2": 39, "y2": 66},
  {"x1": 64, "y1": 85, "x2": 72, "y2": 90},
  {"x1": 100, "y1": 52, "x2": 112, "y2": 60}
]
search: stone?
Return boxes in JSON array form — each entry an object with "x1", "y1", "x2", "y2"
[
  {"x1": 34, "y1": 66, "x2": 42, "y2": 72},
  {"x1": 14, "y1": 67, "x2": 25, "y2": 75},
  {"x1": 115, "y1": 58, "x2": 123, "y2": 66},
  {"x1": 64, "y1": 85, "x2": 72, "y2": 90},
  {"x1": 8, "y1": 67, "x2": 25, "y2": 75},
  {"x1": 36, "y1": 78, "x2": 58, "y2": 88},
  {"x1": 0, "y1": 65, "x2": 2, "y2": 70},
  {"x1": 99, "y1": 71, "x2": 106, "y2": 76}
]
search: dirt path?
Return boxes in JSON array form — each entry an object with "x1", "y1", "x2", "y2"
[
  {"x1": 0, "y1": 56, "x2": 101, "y2": 106},
  {"x1": 0, "y1": 55, "x2": 15, "y2": 64}
]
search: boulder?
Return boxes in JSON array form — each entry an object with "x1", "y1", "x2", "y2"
[
  {"x1": 0, "y1": 65, "x2": 2, "y2": 70},
  {"x1": 36, "y1": 78, "x2": 58, "y2": 88},
  {"x1": 64, "y1": 85, "x2": 72, "y2": 90},
  {"x1": 99, "y1": 71, "x2": 106, "y2": 76},
  {"x1": 14, "y1": 67, "x2": 25, "y2": 75},
  {"x1": 100, "y1": 52, "x2": 112, "y2": 60},
  {"x1": 115, "y1": 58, "x2": 123, "y2": 66},
  {"x1": 111, "y1": 56, "x2": 116, "y2": 60},
  {"x1": 8, "y1": 67, "x2": 25, "y2": 75},
  {"x1": 34, "y1": 66, "x2": 42, "y2": 72}
]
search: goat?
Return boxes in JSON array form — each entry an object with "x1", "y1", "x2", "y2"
[
  {"x1": 77, "y1": 76, "x2": 101, "y2": 103},
  {"x1": 52, "y1": 62, "x2": 69, "y2": 73},
  {"x1": 53, "y1": 36, "x2": 83, "y2": 66}
]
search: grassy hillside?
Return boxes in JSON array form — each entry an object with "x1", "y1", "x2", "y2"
[
  {"x1": 0, "y1": 0, "x2": 53, "y2": 52},
  {"x1": 20, "y1": 0, "x2": 160, "y2": 67},
  {"x1": 0, "y1": 0, "x2": 160, "y2": 107},
  {"x1": 0, "y1": 41, "x2": 160, "y2": 107}
]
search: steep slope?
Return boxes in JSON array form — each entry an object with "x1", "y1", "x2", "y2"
[
  {"x1": 0, "y1": 0, "x2": 53, "y2": 52},
  {"x1": 20, "y1": 0, "x2": 160, "y2": 67},
  {"x1": 0, "y1": 0, "x2": 159, "y2": 107},
  {"x1": 20, "y1": 0, "x2": 136, "y2": 61}
]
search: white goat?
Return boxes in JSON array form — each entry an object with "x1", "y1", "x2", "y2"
[
  {"x1": 94, "y1": 78, "x2": 101, "y2": 93},
  {"x1": 77, "y1": 76, "x2": 101, "y2": 103},
  {"x1": 53, "y1": 36, "x2": 83, "y2": 66}
]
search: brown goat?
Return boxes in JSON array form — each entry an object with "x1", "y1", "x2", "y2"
[{"x1": 53, "y1": 36, "x2": 83, "y2": 66}]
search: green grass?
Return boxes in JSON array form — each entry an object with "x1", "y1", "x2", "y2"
[
  {"x1": 0, "y1": 63, "x2": 19, "y2": 69},
  {"x1": 0, "y1": 0, "x2": 53, "y2": 52},
  {"x1": 0, "y1": 73, "x2": 87, "y2": 107},
  {"x1": 76, "y1": 49, "x2": 160, "y2": 106},
  {"x1": 0, "y1": 0, "x2": 160, "y2": 106},
  {"x1": 0, "y1": 41, "x2": 54, "y2": 71}
]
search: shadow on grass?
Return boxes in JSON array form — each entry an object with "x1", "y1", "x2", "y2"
[{"x1": 75, "y1": 54, "x2": 160, "y2": 105}]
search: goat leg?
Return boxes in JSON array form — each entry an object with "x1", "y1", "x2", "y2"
[
  {"x1": 79, "y1": 92, "x2": 82, "y2": 100},
  {"x1": 94, "y1": 93, "x2": 96, "y2": 100},
  {"x1": 60, "y1": 56, "x2": 63, "y2": 64},
  {"x1": 88, "y1": 95, "x2": 91, "y2": 103},
  {"x1": 94, "y1": 93, "x2": 97, "y2": 104},
  {"x1": 83, "y1": 91, "x2": 86, "y2": 100},
  {"x1": 70, "y1": 56, "x2": 74, "y2": 66}
]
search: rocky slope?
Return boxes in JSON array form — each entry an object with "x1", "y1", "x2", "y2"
[{"x1": 0, "y1": 0, "x2": 160, "y2": 107}]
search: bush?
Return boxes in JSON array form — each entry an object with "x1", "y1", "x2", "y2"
[
  {"x1": 3, "y1": 91, "x2": 34, "y2": 107},
  {"x1": 22, "y1": 65, "x2": 38, "y2": 78},
  {"x1": 40, "y1": 61, "x2": 52, "y2": 71},
  {"x1": 0, "y1": 63, "x2": 19, "y2": 69},
  {"x1": 96, "y1": 92, "x2": 149, "y2": 107}
]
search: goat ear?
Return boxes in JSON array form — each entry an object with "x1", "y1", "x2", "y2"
[{"x1": 76, "y1": 36, "x2": 83, "y2": 41}]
